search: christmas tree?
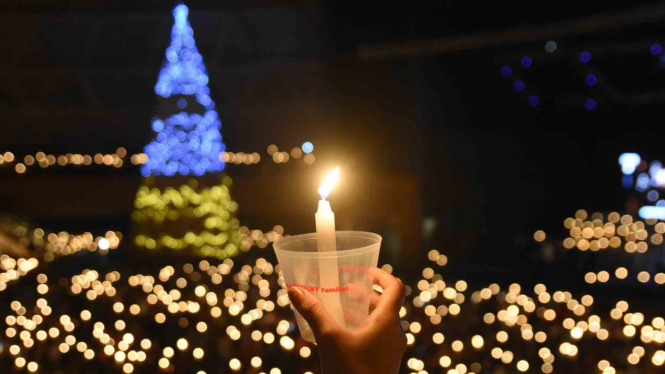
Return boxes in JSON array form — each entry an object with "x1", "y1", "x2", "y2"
[
  {"x1": 133, "y1": 4, "x2": 240, "y2": 259},
  {"x1": 143, "y1": 4, "x2": 225, "y2": 177}
]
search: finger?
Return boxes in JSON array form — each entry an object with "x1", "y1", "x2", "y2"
[
  {"x1": 367, "y1": 268, "x2": 405, "y2": 314},
  {"x1": 342, "y1": 291, "x2": 381, "y2": 325},
  {"x1": 341, "y1": 305, "x2": 368, "y2": 326},
  {"x1": 369, "y1": 290, "x2": 381, "y2": 313},
  {"x1": 288, "y1": 287, "x2": 340, "y2": 339},
  {"x1": 346, "y1": 282, "x2": 372, "y2": 302}
]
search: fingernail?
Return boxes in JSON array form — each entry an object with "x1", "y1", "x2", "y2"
[{"x1": 288, "y1": 287, "x2": 303, "y2": 301}]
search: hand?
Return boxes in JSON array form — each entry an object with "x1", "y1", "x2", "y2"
[{"x1": 288, "y1": 268, "x2": 407, "y2": 374}]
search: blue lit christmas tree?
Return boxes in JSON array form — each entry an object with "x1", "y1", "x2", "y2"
[
  {"x1": 133, "y1": 4, "x2": 240, "y2": 259},
  {"x1": 142, "y1": 4, "x2": 225, "y2": 177}
]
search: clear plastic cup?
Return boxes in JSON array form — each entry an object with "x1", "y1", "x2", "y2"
[{"x1": 274, "y1": 231, "x2": 381, "y2": 343}]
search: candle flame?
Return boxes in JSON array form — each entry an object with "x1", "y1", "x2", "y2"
[{"x1": 318, "y1": 167, "x2": 340, "y2": 200}]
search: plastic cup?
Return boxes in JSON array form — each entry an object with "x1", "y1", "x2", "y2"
[{"x1": 274, "y1": 231, "x2": 381, "y2": 343}]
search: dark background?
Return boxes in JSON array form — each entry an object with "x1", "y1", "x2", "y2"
[{"x1": 1, "y1": 0, "x2": 665, "y2": 285}]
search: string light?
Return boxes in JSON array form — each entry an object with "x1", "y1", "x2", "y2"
[{"x1": 0, "y1": 146, "x2": 315, "y2": 174}]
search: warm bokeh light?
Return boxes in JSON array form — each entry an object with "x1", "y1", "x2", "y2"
[{"x1": 2, "y1": 148, "x2": 665, "y2": 374}]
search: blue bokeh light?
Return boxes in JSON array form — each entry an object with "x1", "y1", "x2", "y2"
[
  {"x1": 637, "y1": 173, "x2": 650, "y2": 192},
  {"x1": 500, "y1": 66, "x2": 512, "y2": 77},
  {"x1": 584, "y1": 98, "x2": 596, "y2": 111},
  {"x1": 650, "y1": 161, "x2": 662, "y2": 179},
  {"x1": 585, "y1": 74, "x2": 597, "y2": 86},
  {"x1": 143, "y1": 4, "x2": 226, "y2": 177},
  {"x1": 152, "y1": 119, "x2": 164, "y2": 132},
  {"x1": 622, "y1": 174, "x2": 633, "y2": 189},
  {"x1": 521, "y1": 57, "x2": 533, "y2": 69},
  {"x1": 648, "y1": 190, "x2": 660, "y2": 202},
  {"x1": 580, "y1": 51, "x2": 592, "y2": 63},
  {"x1": 619, "y1": 153, "x2": 641, "y2": 175},
  {"x1": 173, "y1": 3, "x2": 188, "y2": 19},
  {"x1": 651, "y1": 43, "x2": 663, "y2": 56},
  {"x1": 302, "y1": 142, "x2": 314, "y2": 154},
  {"x1": 513, "y1": 81, "x2": 525, "y2": 92},
  {"x1": 527, "y1": 95, "x2": 539, "y2": 107}
]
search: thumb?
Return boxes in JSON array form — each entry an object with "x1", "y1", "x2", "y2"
[{"x1": 288, "y1": 287, "x2": 339, "y2": 339}]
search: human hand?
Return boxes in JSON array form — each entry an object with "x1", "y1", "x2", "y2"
[{"x1": 288, "y1": 268, "x2": 407, "y2": 374}]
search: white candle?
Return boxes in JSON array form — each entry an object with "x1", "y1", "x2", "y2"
[
  {"x1": 315, "y1": 167, "x2": 346, "y2": 327},
  {"x1": 315, "y1": 199, "x2": 336, "y2": 251}
]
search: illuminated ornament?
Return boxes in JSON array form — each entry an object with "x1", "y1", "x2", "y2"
[{"x1": 142, "y1": 4, "x2": 225, "y2": 177}]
